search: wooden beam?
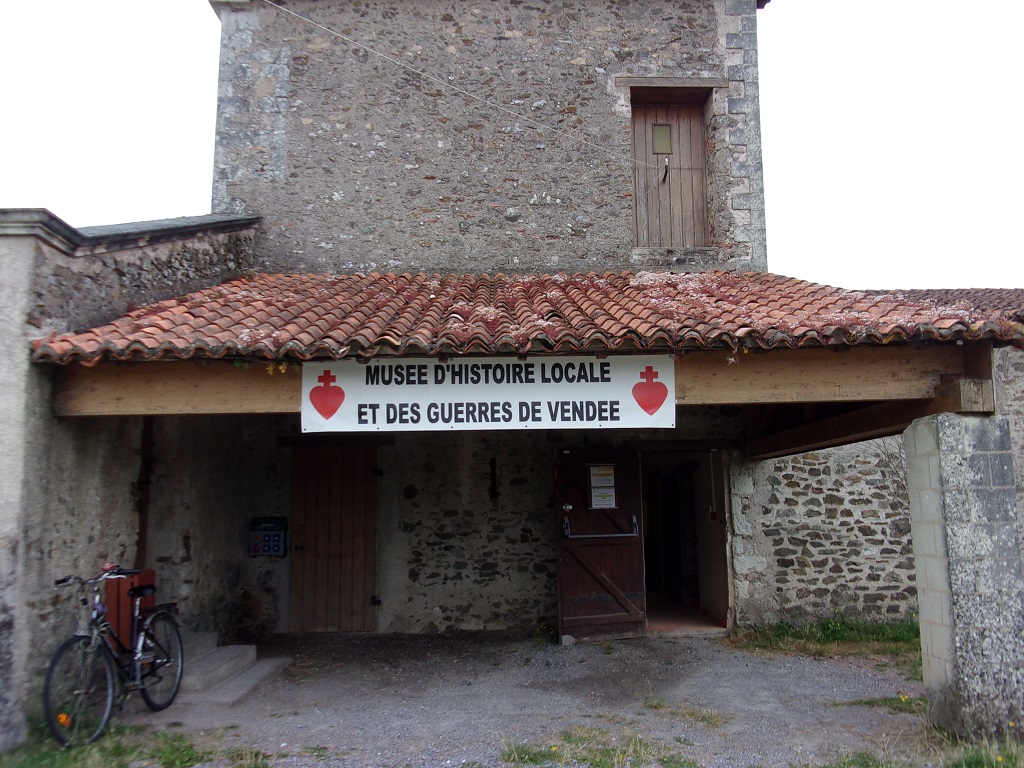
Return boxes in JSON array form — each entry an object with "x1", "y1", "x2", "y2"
[
  {"x1": 962, "y1": 339, "x2": 994, "y2": 380},
  {"x1": 674, "y1": 345, "x2": 972, "y2": 405},
  {"x1": 744, "y1": 378, "x2": 995, "y2": 460},
  {"x1": 931, "y1": 378, "x2": 995, "y2": 413},
  {"x1": 52, "y1": 361, "x2": 300, "y2": 416},
  {"x1": 48, "y1": 343, "x2": 993, "y2": 418}
]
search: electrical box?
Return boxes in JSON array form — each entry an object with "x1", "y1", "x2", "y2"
[{"x1": 249, "y1": 517, "x2": 288, "y2": 557}]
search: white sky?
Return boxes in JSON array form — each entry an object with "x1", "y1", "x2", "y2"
[{"x1": 1, "y1": 0, "x2": 1021, "y2": 290}]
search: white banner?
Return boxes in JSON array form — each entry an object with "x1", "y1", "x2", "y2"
[{"x1": 301, "y1": 356, "x2": 675, "y2": 432}]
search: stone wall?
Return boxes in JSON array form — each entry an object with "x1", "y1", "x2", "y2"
[
  {"x1": 211, "y1": 0, "x2": 767, "y2": 275},
  {"x1": 377, "y1": 431, "x2": 558, "y2": 632},
  {"x1": 25, "y1": 211, "x2": 258, "y2": 334},
  {"x1": 994, "y1": 346, "x2": 1024, "y2": 555},
  {"x1": 18, "y1": 413, "x2": 143, "y2": 703},
  {"x1": 0, "y1": 223, "x2": 43, "y2": 749},
  {"x1": 730, "y1": 438, "x2": 917, "y2": 624},
  {"x1": 146, "y1": 414, "x2": 293, "y2": 641},
  {"x1": 0, "y1": 211, "x2": 262, "y2": 747}
]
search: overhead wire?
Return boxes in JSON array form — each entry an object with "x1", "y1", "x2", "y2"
[{"x1": 256, "y1": 0, "x2": 658, "y2": 171}]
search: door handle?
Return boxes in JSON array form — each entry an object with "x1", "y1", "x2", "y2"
[{"x1": 562, "y1": 515, "x2": 639, "y2": 539}]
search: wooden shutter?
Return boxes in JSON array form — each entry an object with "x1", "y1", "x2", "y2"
[{"x1": 632, "y1": 103, "x2": 708, "y2": 248}]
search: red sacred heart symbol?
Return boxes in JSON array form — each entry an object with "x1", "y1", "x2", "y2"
[
  {"x1": 632, "y1": 365, "x2": 668, "y2": 415},
  {"x1": 309, "y1": 369, "x2": 345, "y2": 420}
]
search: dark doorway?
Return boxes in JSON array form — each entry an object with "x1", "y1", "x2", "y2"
[{"x1": 642, "y1": 450, "x2": 728, "y2": 633}]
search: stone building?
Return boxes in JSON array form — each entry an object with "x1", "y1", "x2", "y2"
[{"x1": 2, "y1": 0, "x2": 1023, "y2": 750}]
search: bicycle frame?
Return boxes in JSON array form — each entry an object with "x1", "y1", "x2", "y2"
[
  {"x1": 92, "y1": 593, "x2": 147, "y2": 692},
  {"x1": 45, "y1": 564, "x2": 184, "y2": 746},
  {"x1": 64, "y1": 568, "x2": 177, "y2": 695}
]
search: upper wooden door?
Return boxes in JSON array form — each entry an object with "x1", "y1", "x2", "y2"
[
  {"x1": 556, "y1": 448, "x2": 646, "y2": 640},
  {"x1": 290, "y1": 443, "x2": 377, "y2": 632},
  {"x1": 632, "y1": 103, "x2": 707, "y2": 248}
]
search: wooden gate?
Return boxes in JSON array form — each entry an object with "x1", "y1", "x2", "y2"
[
  {"x1": 556, "y1": 448, "x2": 646, "y2": 640},
  {"x1": 290, "y1": 443, "x2": 377, "y2": 632}
]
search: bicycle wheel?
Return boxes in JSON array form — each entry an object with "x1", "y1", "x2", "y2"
[
  {"x1": 43, "y1": 635, "x2": 115, "y2": 746},
  {"x1": 138, "y1": 611, "x2": 183, "y2": 711}
]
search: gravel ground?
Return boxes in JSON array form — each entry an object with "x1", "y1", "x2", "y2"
[{"x1": 126, "y1": 632, "x2": 929, "y2": 768}]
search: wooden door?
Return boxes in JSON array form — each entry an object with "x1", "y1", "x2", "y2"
[
  {"x1": 632, "y1": 103, "x2": 707, "y2": 248},
  {"x1": 290, "y1": 444, "x2": 377, "y2": 632},
  {"x1": 556, "y1": 448, "x2": 646, "y2": 640}
]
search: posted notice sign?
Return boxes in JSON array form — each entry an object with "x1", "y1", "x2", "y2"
[{"x1": 301, "y1": 356, "x2": 675, "y2": 432}]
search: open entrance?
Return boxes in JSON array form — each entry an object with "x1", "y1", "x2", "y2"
[
  {"x1": 641, "y1": 450, "x2": 728, "y2": 634},
  {"x1": 555, "y1": 446, "x2": 729, "y2": 641}
]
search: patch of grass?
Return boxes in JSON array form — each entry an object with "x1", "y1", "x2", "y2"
[
  {"x1": 561, "y1": 725, "x2": 609, "y2": 747},
  {"x1": 501, "y1": 727, "x2": 664, "y2": 767},
  {"x1": 667, "y1": 704, "x2": 729, "y2": 730},
  {"x1": 838, "y1": 695, "x2": 928, "y2": 715},
  {"x1": 660, "y1": 756, "x2": 702, "y2": 768},
  {"x1": 643, "y1": 684, "x2": 667, "y2": 710},
  {"x1": 799, "y1": 753, "x2": 905, "y2": 768},
  {"x1": 500, "y1": 740, "x2": 558, "y2": 764},
  {"x1": 534, "y1": 621, "x2": 558, "y2": 645},
  {"x1": 0, "y1": 723, "x2": 207, "y2": 768},
  {"x1": 730, "y1": 617, "x2": 919, "y2": 648},
  {"x1": 946, "y1": 736, "x2": 1023, "y2": 768},
  {"x1": 224, "y1": 746, "x2": 273, "y2": 768},
  {"x1": 303, "y1": 745, "x2": 330, "y2": 758},
  {"x1": 728, "y1": 617, "x2": 922, "y2": 680},
  {"x1": 788, "y1": 735, "x2": 1023, "y2": 768},
  {"x1": 148, "y1": 732, "x2": 214, "y2": 768}
]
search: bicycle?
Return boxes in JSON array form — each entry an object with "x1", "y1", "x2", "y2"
[{"x1": 42, "y1": 563, "x2": 184, "y2": 746}]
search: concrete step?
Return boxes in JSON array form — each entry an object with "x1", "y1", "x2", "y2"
[
  {"x1": 180, "y1": 630, "x2": 218, "y2": 662},
  {"x1": 180, "y1": 644, "x2": 256, "y2": 694},
  {"x1": 190, "y1": 657, "x2": 293, "y2": 706}
]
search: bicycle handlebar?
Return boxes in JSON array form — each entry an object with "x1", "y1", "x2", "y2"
[{"x1": 53, "y1": 565, "x2": 142, "y2": 588}]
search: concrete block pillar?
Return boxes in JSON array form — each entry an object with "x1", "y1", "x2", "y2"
[
  {"x1": 0, "y1": 223, "x2": 37, "y2": 751},
  {"x1": 904, "y1": 413, "x2": 1024, "y2": 736}
]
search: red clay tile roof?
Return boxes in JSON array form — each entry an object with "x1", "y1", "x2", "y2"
[{"x1": 31, "y1": 271, "x2": 1024, "y2": 365}]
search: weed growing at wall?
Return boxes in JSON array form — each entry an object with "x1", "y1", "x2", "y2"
[
  {"x1": 946, "y1": 737, "x2": 1022, "y2": 768},
  {"x1": 730, "y1": 616, "x2": 919, "y2": 650},
  {"x1": 728, "y1": 616, "x2": 922, "y2": 681},
  {"x1": 838, "y1": 696, "x2": 929, "y2": 715}
]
